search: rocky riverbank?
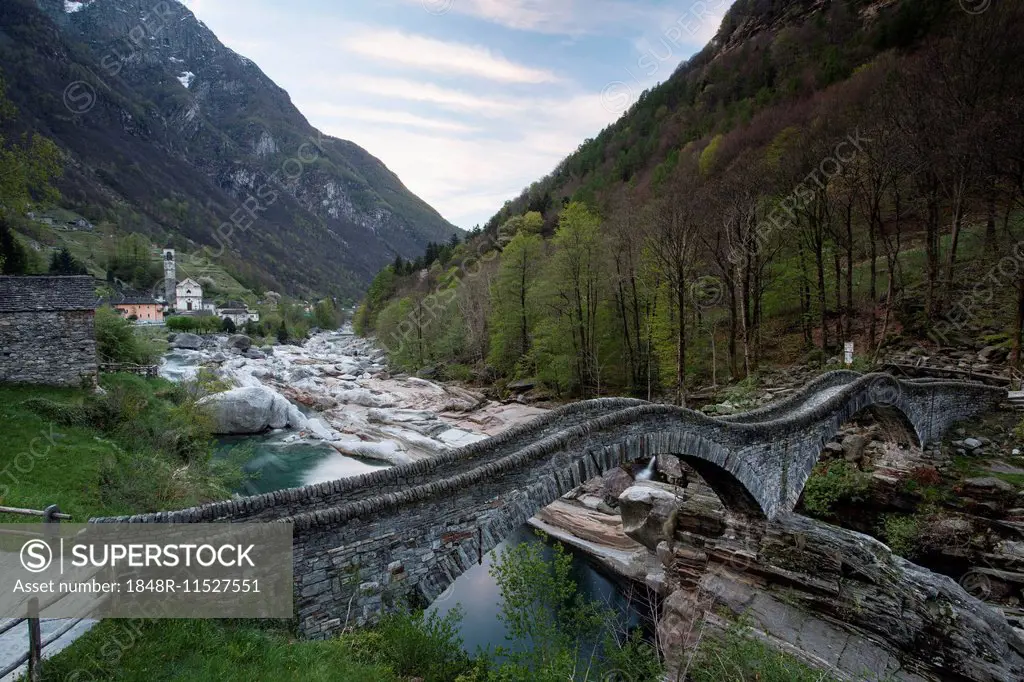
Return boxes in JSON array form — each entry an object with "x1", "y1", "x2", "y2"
[{"x1": 163, "y1": 327, "x2": 549, "y2": 465}]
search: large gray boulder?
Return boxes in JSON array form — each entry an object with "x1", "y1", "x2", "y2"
[
  {"x1": 199, "y1": 386, "x2": 304, "y2": 434},
  {"x1": 226, "y1": 334, "x2": 253, "y2": 352},
  {"x1": 619, "y1": 482, "x2": 681, "y2": 551},
  {"x1": 601, "y1": 467, "x2": 635, "y2": 507},
  {"x1": 170, "y1": 333, "x2": 203, "y2": 350}
]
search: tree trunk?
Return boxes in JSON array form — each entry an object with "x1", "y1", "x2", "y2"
[
  {"x1": 985, "y1": 191, "x2": 998, "y2": 253},
  {"x1": 945, "y1": 191, "x2": 965, "y2": 305},
  {"x1": 925, "y1": 188, "x2": 941, "y2": 321},
  {"x1": 845, "y1": 206, "x2": 854, "y2": 342},
  {"x1": 676, "y1": 269, "x2": 687, "y2": 407},
  {"x1": 798, "y1": 238, "x2": 813, "y2": 348},
  {"x1": 1014, "y1": 278, "x2": 1024, "y2": 371},
  {"x1": 520, "y1": 255, "x2": 529, "y2": 359},
  {"x1": 815, "y1": 234, "x2": 828, "y2": 350},
  {"x1": 869, "y1": 220, "x2": 878, "y2": 351},
  {"x1": 728, "y1": 280, "x2": 738, "y2": 379},
  {"x1": 833, "y1": 250, "x2": 843, "y2": 344},
  {"x1": 739, "y1": 259, "x2": 752, "y2": 378}
]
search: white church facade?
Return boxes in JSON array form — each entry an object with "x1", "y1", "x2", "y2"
[{"x1": 175, "y1": 278, "x2": 203, "y2": 313}]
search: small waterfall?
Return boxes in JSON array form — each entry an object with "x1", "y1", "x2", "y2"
[{"x1": 636, "y1": 455, "x2": 657, "y2": 481}]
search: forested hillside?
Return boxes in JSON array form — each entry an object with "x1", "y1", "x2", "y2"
[
  {"x1": 0, "y1": 0, "x2": 459, "y2": 299},
  {"x1": 356, "y1": 0, "x2": 1024, "y2": 402}
]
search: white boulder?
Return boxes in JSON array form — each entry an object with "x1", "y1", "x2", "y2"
[{"x1": 199, "y1": 386, "x2": 304, "y2": 434}]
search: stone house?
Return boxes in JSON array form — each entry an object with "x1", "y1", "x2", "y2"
[
  {"x1": 0, "y1": 276, "x2": 98, "y2": 386},
  {"x1": 217, "y1": 301, "x2": 260, "y2": 327}
]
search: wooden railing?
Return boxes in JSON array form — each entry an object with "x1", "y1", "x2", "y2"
[{"x1": 0, "y1": 504, "x2": 78, "y2": 682}]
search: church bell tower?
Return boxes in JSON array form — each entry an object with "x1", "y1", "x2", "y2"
[{"x1": 163, "y1": 249, "x2": 176, "y2": 309}]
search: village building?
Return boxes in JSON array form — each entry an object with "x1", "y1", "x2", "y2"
[
  {"x1": 0, "y1": 276, "x2": 98, "y2": 386},
  {"x1": 216, "y1": 300, "x2": 260, "y2": 327},
  {"x1": 174, "y1": 277, "x2": 203, "y2": 313},
  {"x1": 107, "y1": 292, "x2": 164, "y2": 324}
]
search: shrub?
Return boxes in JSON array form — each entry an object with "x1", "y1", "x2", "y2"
[
  {"x1": 880, "y1": 514, "x2": 920, "y2": 558},
  {"x1": 687, "y1": 625, "x2": 838, "y2": 682},
  {"x1": 804, "y1": 348, "x2": 827, "y2": 367},
  {"x1": 344, "y1": 609, "x2": 472, "y2": 682},
  {"x1": 95, "y1": 306, "x2": 159, "y2": 364},
  {"x1": 910, "y1": 465, "x2": 942, "y2": 487},
  {"x1": 801, "y1": 461, "x2": 873, "y2": 518},
  {"x1": 443, "y1": 364, "x2": 474, "y2": 382},
  {"x1": 489, "y1": 536, "x2": 662, "y2": 681},
  {"x1": 25, "y1": 374, "x2": 214, "y2": 464},
  {"x1": 166, "y1": 315, "x2": 222, "y2": 334}
]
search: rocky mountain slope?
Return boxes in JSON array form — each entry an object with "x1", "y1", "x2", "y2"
[
  {"x1": 0, "y1": 0, "x2": 459, "y2": 298},
  {"x1": 483, "y1": 0, "x2": 941, "y2": 232}
]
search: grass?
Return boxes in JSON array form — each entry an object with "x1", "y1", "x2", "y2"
[
  {"x1": 33, "y1": 620, "x2": 399, "y2": 682},
  {"x1": 686, "y1": 624, "x2": 839, "y2": 682},
  {"x1": 0, "y1": 383, "x2": 127, "y2": 521},
  {"x1": 0, "y1": 375, "x2": 235, "y2": 522}
]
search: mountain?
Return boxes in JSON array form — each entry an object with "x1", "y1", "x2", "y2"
[
  {"x1": 0, "y1": 0, "x2": 460, "y2": 299},
  {"x1": 482, "y1": 0, "x2": 948, "y2": 234}
]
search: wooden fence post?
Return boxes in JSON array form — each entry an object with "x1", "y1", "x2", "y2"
[
  {"x1": 26, "y1": 597, "x2": 41, "y2": 682},
  {"x1": 28, "y1": 504, "x2": 62, "y2": 681}
]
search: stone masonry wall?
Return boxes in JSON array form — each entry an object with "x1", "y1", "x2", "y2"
[{"x1": 0, "y1": 310, "x2": 97, "y2": 386}]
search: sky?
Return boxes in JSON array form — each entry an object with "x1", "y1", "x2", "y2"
[{"x1": 180, "y1": 0, "x2": 733, "y2": 230}]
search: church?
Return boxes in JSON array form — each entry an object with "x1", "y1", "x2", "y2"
[{"x1": 175, "y1": 277, "x2": 203, "y2": 312}]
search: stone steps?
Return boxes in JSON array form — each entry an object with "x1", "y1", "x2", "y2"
[{"x1": 1007, "y1": 391, "x2": 1024, "y2": 410}]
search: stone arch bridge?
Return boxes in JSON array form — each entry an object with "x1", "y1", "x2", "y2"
[{"x1": 94, "y1": 371, "x2": 1004, "y2": 638}]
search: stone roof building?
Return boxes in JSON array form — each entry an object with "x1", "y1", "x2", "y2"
[{"x1": 0, "y1": 276, "x2": 99, "y2": 386}]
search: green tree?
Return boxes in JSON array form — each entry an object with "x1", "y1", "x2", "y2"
[
  {"x1": 95, "y1": 307, "x2": 159, "y2": 364},
  {"x1": 490, "y1": 538, "x2": 662, "y2": 681},
  {"x1": 497, "y1": 211, "x2": 544, "y2": 245},
  {"x1": 698, "y1": 134, "x2": 723, "y2": 176},
  {"x1": 534, "y1": 202, "x2": 604, "y2": 395},
  {"x1": 0, "y1": 76, "x2": 62, "y2": 209},
  {"x1": 313, "y1": 298, "x2": 341, "y2": 330},
  {"x1": 48, "y1": 248, "x2": 87, "y2": 275},
  {"x1": 488, "y1": 231, "x2": 544, "y2": 374},
  {"x1": 0, "y1": 214, "x2": 28, "y2": 274}
]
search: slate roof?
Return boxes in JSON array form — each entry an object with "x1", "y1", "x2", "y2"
[
  {"x1": 0, "y1": 276, "x2": 99, "y2": 313},
  {"x1": 104, "y1": 289, "x2": 159, "y2": 306}
]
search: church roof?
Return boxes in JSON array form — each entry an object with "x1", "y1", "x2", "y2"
[{"x1": 0, "y1": 276, "x2": 99, "y2": 313}]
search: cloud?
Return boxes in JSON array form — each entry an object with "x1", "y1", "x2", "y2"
[
  {"x1": 302, "y1": 103, "x2": 481, "y2": 133},
  {"x1": 396, "y1": 0, "x2": 680, "y2": 37},
  {"x1": 313, "y1": 89, "x2": 621, "y2": 227},
  {"x1": 342, "y1": 29, "x2": 560, "y2": 83},
  {"x1": 344, "y1": 76, "x2": 516, "y2": 116}
]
